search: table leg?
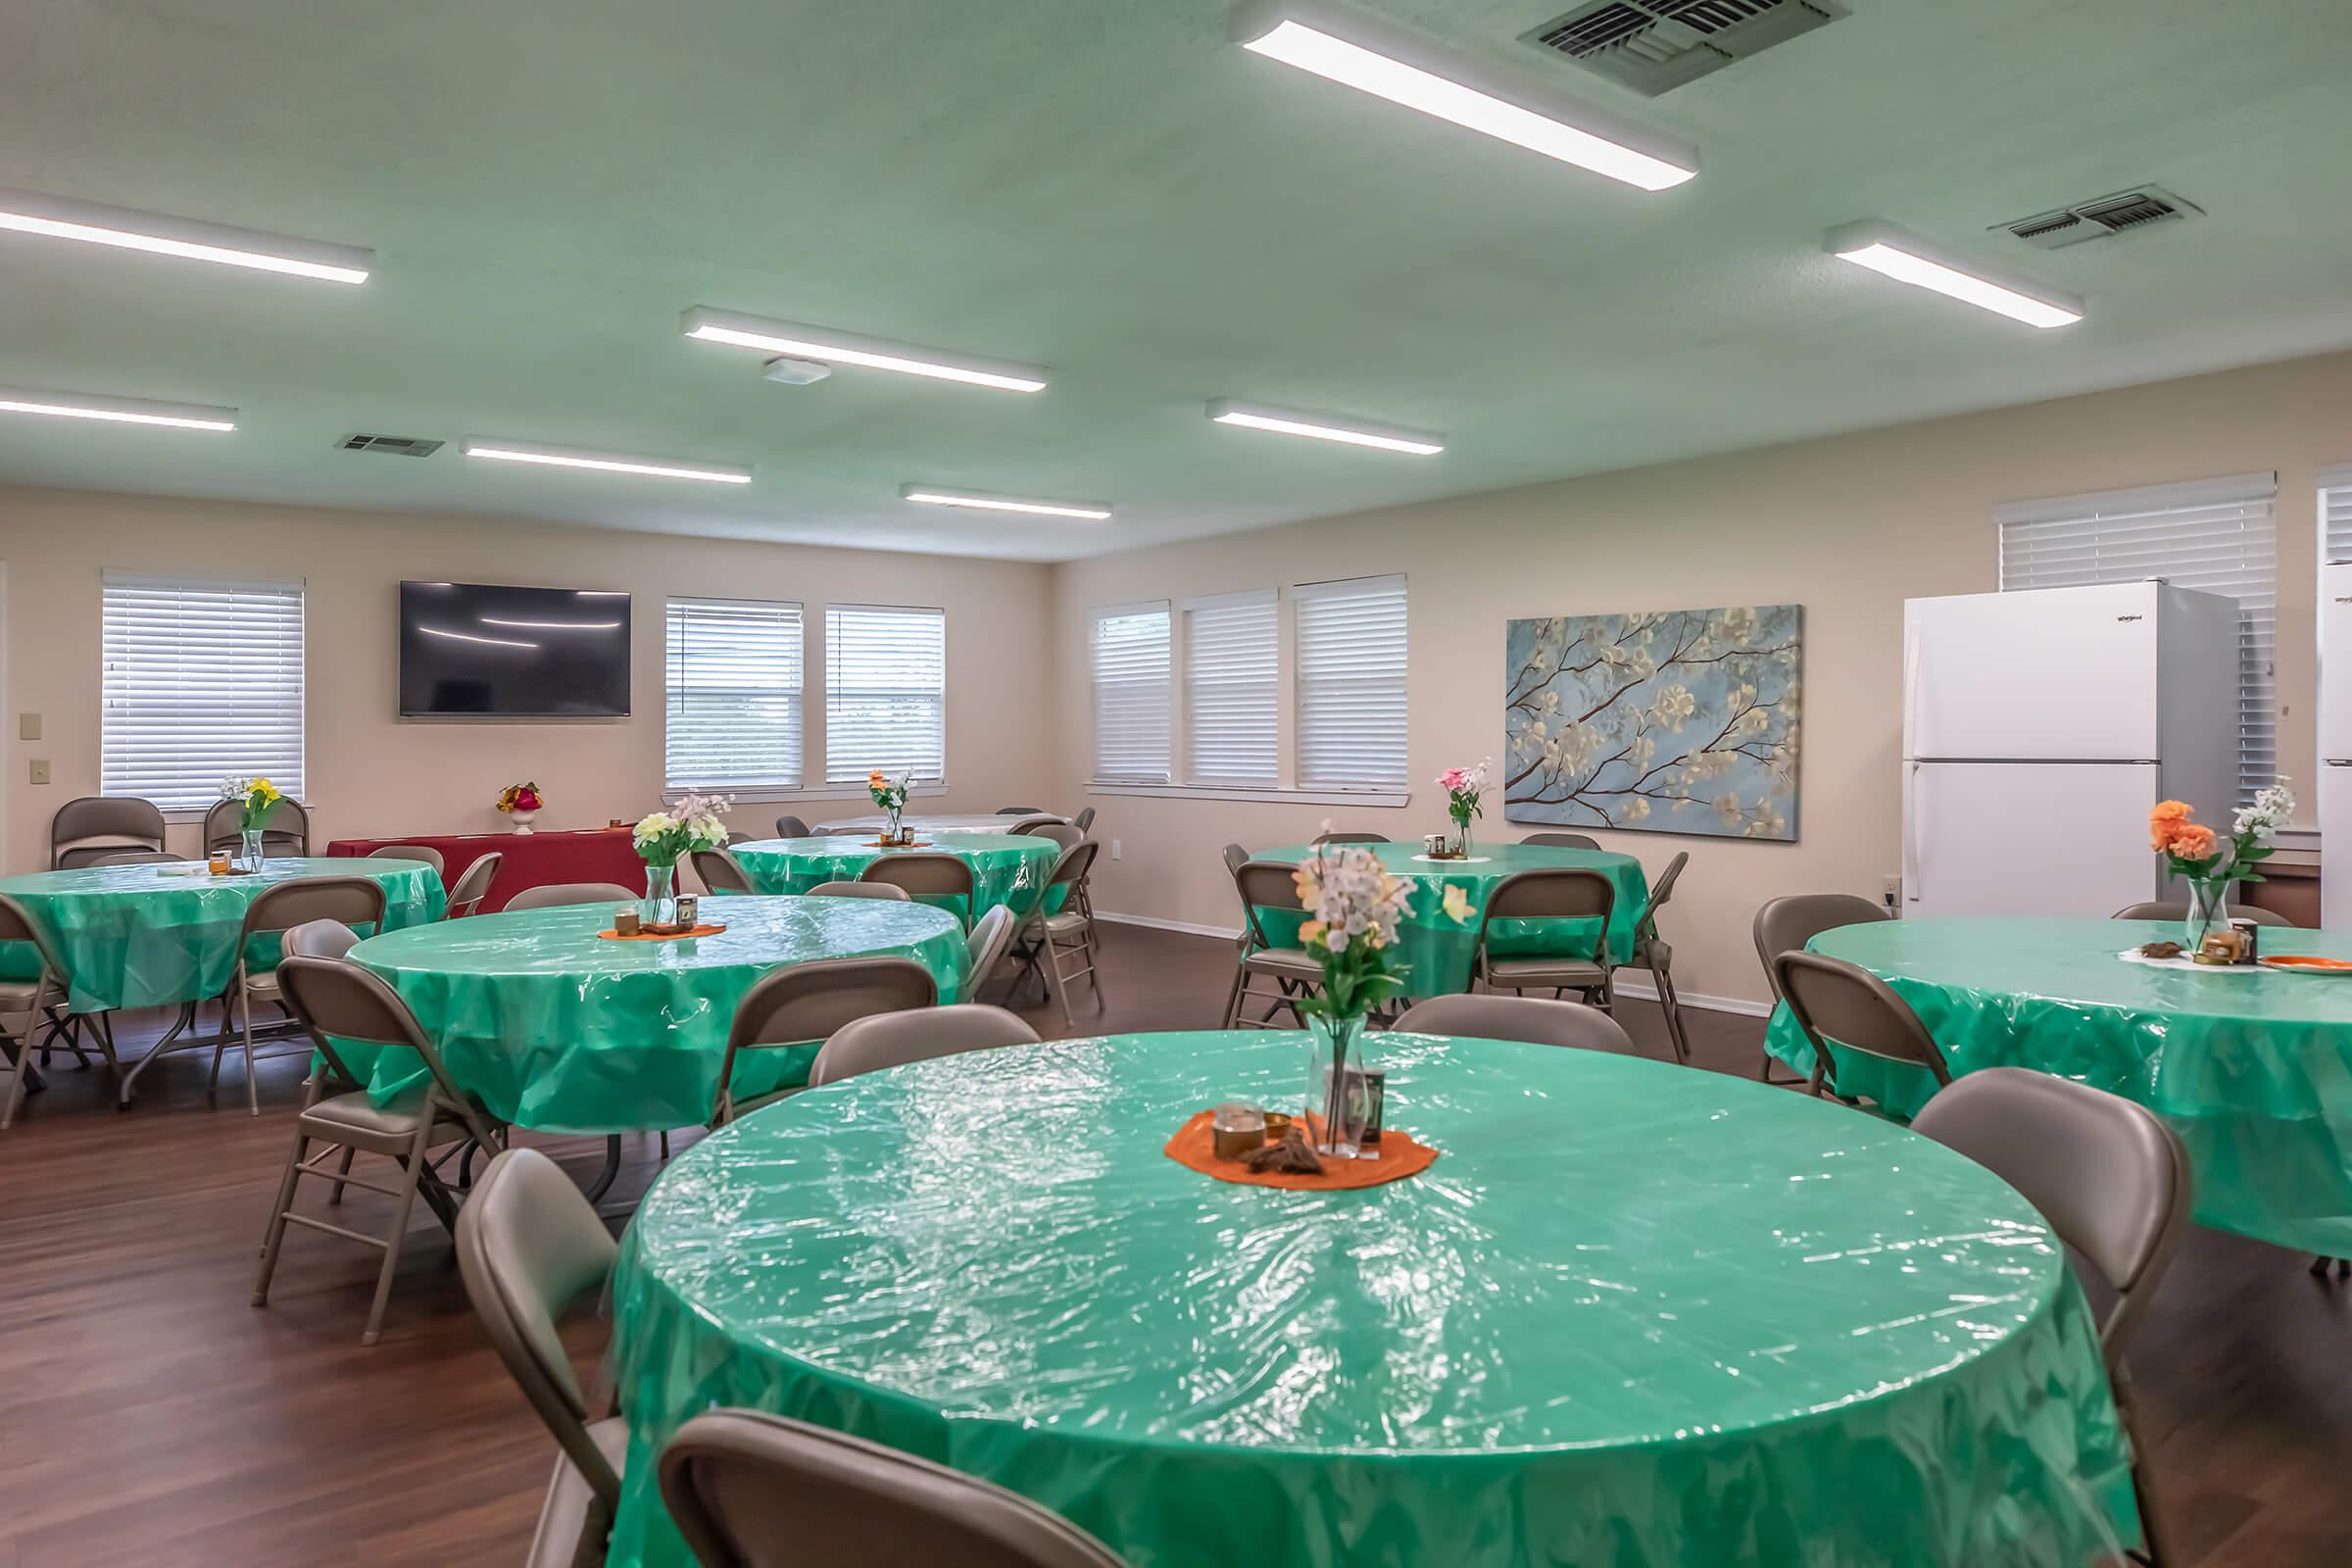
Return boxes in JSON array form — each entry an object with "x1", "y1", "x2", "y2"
[
  {"x1": 582, "y1": 1135, "x2": 623, "y2": 1201},
  {"x1": 115, "y1": 1003, "x2": 198, "y2": 1109}
]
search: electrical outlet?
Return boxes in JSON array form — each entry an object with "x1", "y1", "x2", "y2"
[
  {"x1": 28, "y1": 759, "x2": 50, "y2": 785},
  {"x1": 17, "y1": 712, "x2": 38, "y2": 741},
  {"x1": 1111, "y1": 838, "x2": 1123, "y2": 860},
  {"x1": 1882, "y1": 874, "x2": 1901, "y2": 908}
]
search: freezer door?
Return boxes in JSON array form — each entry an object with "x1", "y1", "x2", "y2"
[
  {"x1": 2322, "y1": 564, "x2": 2352, "y2": 763},
  {"x1": 1904, "y1": 584, "x2": 2162, "y2": 761},
  {"x1": 2325, "y1": 760, "x2": 2352, "y2": 929},
  {"x1": 1905, "y1": 760, "x2": 2161, "y2": 918}
]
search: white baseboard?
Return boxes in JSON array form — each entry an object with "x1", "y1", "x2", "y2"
[{"x1": 1098, "y1": 912, "x2": 1774, "y2": 1018}]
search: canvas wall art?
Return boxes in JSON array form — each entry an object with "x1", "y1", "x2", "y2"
[{"x1": 1503, "y1": 604, "x2": 1802, "y2": 840}]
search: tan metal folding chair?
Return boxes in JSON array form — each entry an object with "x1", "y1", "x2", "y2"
[
  {"x1": 808, "y1": 1004, "x2": 1040, "y2": 1087},
  {"x1": 0, "y1": 893, "x2": 90, "y2": 1129},
  {"x1": 710, "y1": 957, "x2": 939, "y2": 1124},
  {"x1": 858, "y1": 852, "x2": 977, "y2": 928},
  {"x1": 50, "y1": 795, "x2": 167, "y2": 868},
  {"x1": 445, "y1": 850, "x2": 503, "y2": 916},
  {"x1": 506, "y1": 881, "x2": 637, "y2": 912},
  {"x1": 691, "y1": 847, "x2": 756, "y2": 895},
  {"x1": 1395, "y1": 994, "x2": 1639, "y2": 1055},
  {"x1": 1019, "y1": 842, "x2": 1103, "y2": 1029},
  {"x1": 1473, "y1": 867, "x2": 1616, "y2": 1010},
  {"x1": 217, "y1": 875, "x2": 389, "y2": 1116},
  {"x1": 1751, "y1": 892, "x2": 1886, "y2": 1084},
  {"x1": 1219, "y1": 858, "x2": 1324, "y2": 1028},
  {"x1": 1772, "y1": 949, "x2": 1951, "y2": 1103}
]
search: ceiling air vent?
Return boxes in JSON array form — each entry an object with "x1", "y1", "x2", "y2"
[
  {"x1": 1521, "y1": 0, "x2": 1848, "y2": 97},
  {"x1": 337, "y1": 432, "x2": 444, "y2": 458},
  {"x1": 1997, "y1": 186, "x2": 2203, "y2": 251}
]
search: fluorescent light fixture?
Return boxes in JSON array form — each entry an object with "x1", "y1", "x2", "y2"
[
  {"x1": 1207, "y1": 399, "x2": 1443, "y2": 456},
  {"x1": 1826, "y1": 220, "x2": 2082, "y2": 329},
  {"x1": 1229, "y1": 0, "x2": 1696, "y2": 191},
  {"x1": 0, "y1": 187, "x2": 371, "y2": 284},
  {"x1": 575, "y1": 590, "x2": 628, "y2": 598},
  {"x1": 901, "y1": 485, "x2": 1111, "y2": 520},
  {"x1": 463, "y1": 439, "x2": 753, "y2": 485},
  {"x1": 480, "y1": 617, "x2": 623, "y2": 630},
  {"x1": 0, "y1": 385, "x2": 236, "y2": 432},
  {"x1": 417, "y1": 625, "x2": 536, "y2": 650},
  {"x1": 681, "y1": 307, "x2": 1048, "y2": 393}
]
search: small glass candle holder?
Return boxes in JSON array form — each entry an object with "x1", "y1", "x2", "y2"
[
  {"x1": 613, "y1": 906, "x2": 642, "y2": 936},
  {"x1": 1211, "y1": 1102, "x2": 1267, "y2": 1161},
  {"x1": 207, "y1": 851, "x2": 231, "y2": 875}
]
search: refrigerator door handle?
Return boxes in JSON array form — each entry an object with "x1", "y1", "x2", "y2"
[
  {"x1": 1901, "y1": 761, "x2": 1922, "y2": 906},
  {"x1": 2329, "y1": 760, "x2": 2352, "y2": 767}
]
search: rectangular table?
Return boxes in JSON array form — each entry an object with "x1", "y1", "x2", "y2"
[{"x1": 326, "y1": 827, "x2": 645, "y2": 912}]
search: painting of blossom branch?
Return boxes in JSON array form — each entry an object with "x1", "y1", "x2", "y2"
[{"x1": 1503, "y1": 605, "x2": 1802, "y2": 839}]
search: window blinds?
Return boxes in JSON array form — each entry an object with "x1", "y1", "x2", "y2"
[
  {"x1": 101, "y1": 572, "x2": 305, "y2": 809},
  {"x1": 824, "y1": 604, "x2": 946, "y2": 783},
  {"x1": 1090, "y1": 603, "x2": 1172, "y2": 784},
  {"x1": 1996, "y1": 473, "x2": 2277, "y2": 806},
  {"x1": 1294, "y1": 574, "x2": 1408, "y2": 790},
  {"x1": 2322, "y1": 464, "x2": 2352, "y2": 564},
  {"x1": 664, "y1": 598, "x2": 804, "y2": 791},
  {"x1": 1184, "y1": 590, "x2": 1277, "y2": 787}
]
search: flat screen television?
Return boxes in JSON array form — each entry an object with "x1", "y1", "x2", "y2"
[{"x1": 398, "y1": 581, "x2": 631, "y2": 717}]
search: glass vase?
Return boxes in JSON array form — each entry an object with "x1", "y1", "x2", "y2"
[
  {"x1": 884, "y1": 805, "x2": 904, "y2": 845},
  {"x1": 643, "y1": 860, "x2": 676, "y2": 927},
  {"x1": 1450, "y1": 811, "x2": 1474, "y2": 858},
  {"x1": 2184, "y1": 877, "x2": 2229, "y2": 950},
  {"x1": 1306, "y1": 1012, "x2": 1372, "y2": 1159},
  {"x1": 239, "y1": 827, "x2": 265, "y2": 869}
]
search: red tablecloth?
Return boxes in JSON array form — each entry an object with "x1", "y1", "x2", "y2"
[{"x1": 325, "y1": 828, "x2": 644, "y2": 913}]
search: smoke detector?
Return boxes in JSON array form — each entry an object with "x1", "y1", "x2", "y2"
[
  {"x1": 1996, "y1": 186, "x2": 2203, "y2": 251},
  {"x1": 337, "y1": 432, "x2": 443, "y2": 458},
  {"x1": 1521, "y1": 0, "x2": 1847, "y2": 97},
  {"x1": 761, "y1": 356, "x2": 833, "y2": 386}
]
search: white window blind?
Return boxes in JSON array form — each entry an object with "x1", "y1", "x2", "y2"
[
  {"x1": 2322, "y1": 464, "x2": 2352, "y2": 564},
  {"x1": 1997, "y1": 472, "x2": 2277, "y2": 806},
  {"x1": 101, "y1": 572, "x2": 305, "y2": 810},
  {"x1": 664, "y1": 598, "x2": 804, "y2": 792},
  {"x1": 1184, "y1": 590, "x2": 1278, "y2": 787},
  {"x1": 1089, "y1": 603, "x2": 1172, "y2": 784},
  {"x1": 825, "y1": 604, "x2": 946, "y2": 783},
  {"x1": 1294, "y1": 574, "x2": 1408, "y2": 790}
]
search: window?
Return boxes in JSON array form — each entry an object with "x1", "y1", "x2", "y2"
[
  {"x1": 824, "y1": 604, "x2": 946, "y2": 783},
  {"x1": 664, "y1": 598, "x2": 804, "y2": 792},
  {"x1": 101, "y1": 572, "x2": 305, "y2": 810},
  {"x1": 2323, "y1": 464, "x2": 2352, "y2": 564},
  {"x1": 1997, "y1": 473, "x2": 2277, "y2": 806},
  {"x1": 1089, "y1": 603, "x2": 1172, "y2": 784},
  {"x1": 1294, "y1": 574, "x2": 1408, "y2": 790},
  {"x1": 1184, "y1": 590, "x2": 1278, "y2": 787}
]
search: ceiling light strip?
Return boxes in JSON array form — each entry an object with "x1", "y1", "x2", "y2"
[
  {"x1": 0, "y1": 188, "x2": 372, "y2": 284},
  {"x1": 901, "y1": 485, "x2": 1111, "y2": 520},
  {"x1": 462, "y1": 439, "x2": 753, "y2": 485},
  {"x1": 1207, "y1": 399, "x2": 1443, "y2": 456},
  {"x1": 1229, "y1": 0, "x2": 1697, "y2": 192},
  {"x1": 682, "y1": 308, "x2": 1048, "y2": 393},
  {"x1": 0, "y1": 385, "x2": 237, "y2": 432},
  {"x1": 1825, "y1": 220, "x2": 2082, "y2": 329}
]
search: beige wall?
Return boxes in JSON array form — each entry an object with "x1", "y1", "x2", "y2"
[
  {"x1": 1053, "y1": 348, "x2": 2352, "y2": 1009},
  {"x1": 0, "y1": 487, "x2": 1058, "y2": 873}
]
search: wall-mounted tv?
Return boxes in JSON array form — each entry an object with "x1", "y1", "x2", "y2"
[{"x1": 398, "y1": 581, "x2": 631, "y2": 717}]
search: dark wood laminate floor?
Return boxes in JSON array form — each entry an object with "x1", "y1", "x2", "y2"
[{"x1": 1, "y1": 922, "x2": 2346, "y2": 1565}]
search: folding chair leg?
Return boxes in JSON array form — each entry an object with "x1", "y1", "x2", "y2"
[
  {"x1": 252, "y1": 1133, "x2": 313, "y2": 1304},
  {"x1": 240, "y1": 985, "x2": 261, "y2": 1116},
  {"x1": 1655, "y1": 964, "x2": 1691, "y2": 1064},
  {"x1": 2, "y1": 1035, "x2": 29, "y2": 1130},
  {"x1": 1043, "y1": 932, "x2": 1075, "y2": 1030},
  {"x1": 327, "y1": 1147, "x2": 358, "y2": 1204},
  {"x1": 2117, "y1": 1383, "x2": 2174, "y2": 1567},
  {"x1": 1220, "y1": 962, "x2": 1248, "y2": 1029},
  {"x1": 364, "y1": 1121, "x2": 434, "y2": 1347}
]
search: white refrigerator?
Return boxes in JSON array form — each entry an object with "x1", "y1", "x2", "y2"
[
  {"x1": 2320, "y1": 562, "x2": 2352, "y2": 926},
  {"x1": 1902, "y1": 581, "x2": 2238, "y2": 918}
]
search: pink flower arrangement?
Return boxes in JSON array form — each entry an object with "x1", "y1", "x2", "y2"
[{"x1": 1438, "y1": 759, "x2": 1490, "y2": 830}]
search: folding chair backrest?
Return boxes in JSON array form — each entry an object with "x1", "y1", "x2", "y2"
[
  {"x1": 1523, "y1": 832, "x2": 1600, "y2": 851},
  {"x1": 456, "y1": 1148, "x2": 622, "y2": 1506},
  {"x1": 691, "y1": 848, "x2": 756, "y2": 895},
  {"x1": 808, "y1": 1004, "x2": 1041, "y2": 1088},
  {"x1": 0, "y1": 893, "x2": 69, "y2": 979},
  {"x1": 241, "y1": 876, "x2": 388, "y2": 942},
  {"x1": 1774, "y1": 950, "x2": 1951, "y2": 1089},
  {"x1": 1312, "y1": 831, "x2": 1388, "y2": 846},
  {"x1": 1482, "y1": 869, "x2": 1614, "y2": 944},
  {"x1": 1233, "y1": 859, "x2": 1306, "y2": 951},
  {"x1": 1752, "y1": 893, "x2": 1886, "y2": 1001},
  {"x1": 1395, "y1": 994, "x2": 1639, "y2": 1055},
  {"x1": 369, "y1": 844, "x2": 447, "y2": 879},
  {"x1": 52, "y1": 795, "x2": 167, "y2": 868},
  {"x1": 1911, "y1": 1066, "x2": 2190, "y2": 1362},
  {"x1": 280, "y1": 918, "x2": 362, "y2": 963},
  {"x1": 807, "y1": 881, "x2": 907, "y2": 900},
  {"x1": 273, "y1": 955, "x2": 490, "y2": 1134},
  {"x1": 506, "y1": 881, "x2": 636, "y2": 912},
  {"x1": 445, "y1": 852, "x2": 502, "y2": 916},
  {"x1": 1043, "y1": 840, "x2": 1098, "y2": 898},
  {"x1": 1014, "y1": 822, "x2": 1083, "y2": 852},
  {"x1": 965, "y1": 905, "x2": 1017, "y2": 987},
  {"x1": 774, "y1": 814, "x2": 812, "y2": 841},
  {"x1": 659, "y1": 1410, "x2": 1129, "y2": 1568},
  {"x1": 858, "y1": 853, "x2": 975, "y2": 905}
]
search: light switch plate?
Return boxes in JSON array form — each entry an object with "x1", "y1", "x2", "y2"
[
  {"x1": 1111, "y1": 838, "x2": 1123, "y2": 860},
  {"x1": 17, "y1": 713, "x2": 38, "y2": 741},
  {"x1": 29, "y1": 759, "x2": 50, "y2": 785}
]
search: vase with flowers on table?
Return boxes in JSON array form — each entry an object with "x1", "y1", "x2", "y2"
[
  {"x1": 867, "y1": 768, "x2": 913, "y2": 846},
  {"x1": 495, "y1": 780, "x2": 543, "y2": 835},
  {"x1": 1435, "y1": 759, "x2": 1490, "y2": 859},
  {"x1": 632, "y1": 794, "x2": 730, "y2": 928},
  {"x1": 220, "y1": 776, "x2": 284, "y2": 869},
  {"x1": 2145, "y1": 780, "x2": 2293, "y2": 962}
]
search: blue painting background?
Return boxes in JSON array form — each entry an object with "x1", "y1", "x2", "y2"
[{"x1": 1502, "y1": 605, "x2": 1802, "y2": 840}]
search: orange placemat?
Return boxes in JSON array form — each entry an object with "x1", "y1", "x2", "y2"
[
  {"x1": 1164, "y1": 1109, "x2": 1439, "y2": 1190},
  {"x1": 866, "y1": 839, "x2": 935, "y2": 850},
  {"x1": 597, "y1": 923, "x2": 728, "y2": 942}
]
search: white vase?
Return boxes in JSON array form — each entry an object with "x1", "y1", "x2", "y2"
[{"x1": 509, "y1": 809, "x2": 537, "y2": 836}]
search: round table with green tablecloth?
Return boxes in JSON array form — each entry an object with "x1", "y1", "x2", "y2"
[
  {"x1": 0, "y1": 857, "x2": 443, "y2": 1013},
  {"x1": 341, "y1": 896, "x2": 966, "y2": 1135},
  {"x1": 728, "y1": 833, "x2": 1062, "y2": 925},
  {"x1": 1764, "y1": 915, "x2": 2352, "y2": 1255},
  {"x1": 1250, "y1": 840, "x2": 1647, "y2": 999},
  {"x1": 606, "y1": 1028, "x2": 2134, "y2": 1568}
]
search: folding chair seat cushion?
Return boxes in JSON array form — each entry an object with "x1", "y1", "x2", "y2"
[{"x1": 1486, "y1": 955, "x2": 1609, "y2": 988}]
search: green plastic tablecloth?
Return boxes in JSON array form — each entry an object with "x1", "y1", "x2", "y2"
[
  {"x1": 729, "y1": 833, "x2": 1062, "y2": 925},
  {"x1": 1763, "y1": 915, "x2": 2352, "y2": 1254},
  {"x1": 1251, "y1": 840, "x2": 1647, "y2": 999},
  {"x1": 342, "y1": 896, "x2": 965, "y2": 1134},
  {"x1": 608, "y1": 1029, "x2": 2132, "y2": 1567},
  {"x1": 0, "y1": 858, "x2": 443, "y2": 1013}
]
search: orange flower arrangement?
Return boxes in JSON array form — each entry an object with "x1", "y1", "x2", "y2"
[{"x1": 2149, "y1": 785, "x2": 2294, "y2": 945}]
